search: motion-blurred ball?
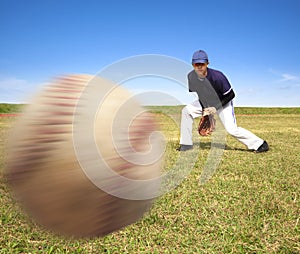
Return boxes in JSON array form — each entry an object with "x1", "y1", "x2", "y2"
[{"x1": 5, "y1": 74, "x2": 162, "y2": 238}]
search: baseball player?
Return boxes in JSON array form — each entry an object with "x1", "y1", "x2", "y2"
[{"x1": 177, "y1": 50, "x2": 269, "y2": 153}]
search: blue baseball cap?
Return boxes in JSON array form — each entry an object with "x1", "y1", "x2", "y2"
[{"x1": 192, "y1": 50, "x2": 209, "y2": 64}]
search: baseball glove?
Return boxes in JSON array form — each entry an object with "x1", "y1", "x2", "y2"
[{"x1": 198, "y1": 114, "x2": 216, "y2": 136}]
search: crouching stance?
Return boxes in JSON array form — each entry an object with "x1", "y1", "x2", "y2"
[{"x1": 177, "y1": 50, "x2": 269, "y2": 153}]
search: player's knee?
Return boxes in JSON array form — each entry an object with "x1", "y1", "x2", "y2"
[
  {"x1": 181, "y1": 105, "x2": 200, "y2": 120},
  {"x1": 226, "y1": 128, "x2": 239, "y2": 136},
  {"x1": 181, "y1": 105, "x2": 189, "y2": 115}
]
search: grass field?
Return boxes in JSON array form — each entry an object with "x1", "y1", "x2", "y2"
[{"x1": 0, "y1": 105, "x2": 299, "y2": 253}]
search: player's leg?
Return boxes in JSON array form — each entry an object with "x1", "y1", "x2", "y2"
[
  {"x1": 177, "y1": 100, "x2": 202, "y2": 151},
  {"x1": 218, "y1": 102, "x2": 268, "y2": 152}
]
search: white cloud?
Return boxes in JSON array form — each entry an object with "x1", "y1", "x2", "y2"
[
  {"x1": 267, "y1": 69, "x2": 300, "y2": 91},
  {"x1": 268, "y1": 68, "x2": 300, "y2": 83},
  {"x1": 277, "y1": 73, "x2": 299, "y2": 82}
]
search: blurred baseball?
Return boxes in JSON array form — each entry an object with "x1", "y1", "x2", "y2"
[{"x1": 5, "y1": 74, "x2": 163, "y2": 238}]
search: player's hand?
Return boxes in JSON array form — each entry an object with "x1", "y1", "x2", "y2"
[{"x1": 203, "y1": 107, "x2": 217, "y2": 116}]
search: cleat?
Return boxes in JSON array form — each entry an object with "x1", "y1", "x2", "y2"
[
  {"x1": 255, "y1": 141, "x2": 269, "y2": 153},
  {"x1": 176, "y1": 145, "x2": 193, "y2": 151}
]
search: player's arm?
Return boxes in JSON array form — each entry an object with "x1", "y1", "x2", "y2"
[
  {"x1": 220, "y1": 88, "x2": 235, "y2": 108},
  {"x1": 213, "y1": 88, "x2": 235, "y2": 110},
  {"x1": 214, "y1": 73, "x2": 236, "y2": 109}
]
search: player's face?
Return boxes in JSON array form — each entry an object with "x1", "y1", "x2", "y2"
[{"x1": 193, "y1": 62, "x2": 208, "y2": 78}]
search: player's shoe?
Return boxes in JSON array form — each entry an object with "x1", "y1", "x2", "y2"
[
  {"x1": 176, "y1": 145, "x2": 193, "y2": 151},
  {"x1": 255, "y1": 141, "x2": 269, "y2": 153}
]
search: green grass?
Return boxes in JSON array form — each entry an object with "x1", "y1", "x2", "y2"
[
  {"x1": 1, "y1": 106, "x2": 299, "y2": 253},
  {"x1": 0, "y1": 103, "x2": 25, "y2": 113}
]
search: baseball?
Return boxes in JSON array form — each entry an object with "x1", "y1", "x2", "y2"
[{"x1": 5, "y1": 74, "x2": 163, "y2": 238}]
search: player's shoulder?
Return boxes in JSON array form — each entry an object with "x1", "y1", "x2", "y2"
[
  {"x1": 187, "y1": 70, "x2": 195, "y2": 76},
  {"x1": 207, "y1": 68, "x2": 228, "y2": 81},
  {"x1": 187, "y1": 70, "x2": 197, "y2": 79},
  {"x1": 208, "y1": 68, "x2": 225, "y2": 77}
]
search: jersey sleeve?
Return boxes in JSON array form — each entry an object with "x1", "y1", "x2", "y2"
[
  {"x1": 216, "y1": 71, "x2": 232, "y2": 95},
  {"x1": 215, "y1": 72, "x2": 235, "y2": 108},
  {"x1": 208, "y1": 69, "x2": 236, "y2": 109}
]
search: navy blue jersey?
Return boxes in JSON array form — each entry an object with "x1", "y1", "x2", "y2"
[{"x1": 188, "y1": 68, "x2": 235, "y2": 109}]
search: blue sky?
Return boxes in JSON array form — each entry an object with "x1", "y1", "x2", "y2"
[{"x1": 1, "y1": 0, "x2": 299, "y2": 106}]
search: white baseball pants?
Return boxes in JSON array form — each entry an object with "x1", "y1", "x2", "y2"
[{"x1": 179, "y1": 100, "x2": 264, "y2": 150}]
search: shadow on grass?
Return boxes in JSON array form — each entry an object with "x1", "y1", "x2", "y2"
[
  {"x1": 169, "y1": 140, "x2": 250, "y2": 152},
  {"x1": 198, "y1": 142, "x2": 250, "y2": 152}
]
